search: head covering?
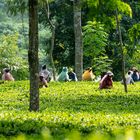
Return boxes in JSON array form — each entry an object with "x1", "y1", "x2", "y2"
[
  {"x1": 42, "y1": 65, "x2": 46, "y2": 70},
  {"x1": 85, "y1": 67, "x2": 92, "y2": 72},
  {"x1": 132, "y1": 67, "x2": 137, "y2": 71},
  {"x1": 69, "y1": 68, "x2": 73, "y2": 72},
  {"x1": 3, "y1": 68, "x2": 10, "y2": 73},
  {"x1": 128, "y1": 70, "x2": 133, "y2": 75},
  {"x1": 106, "y1": 71, "x2": 114, "y2": 76},
  {"x1": 39, "y1": 72, "x2": 45, "y2": 77},
  {"x1": 62, "y1": 67, "x2": 68, "y2": 72}
]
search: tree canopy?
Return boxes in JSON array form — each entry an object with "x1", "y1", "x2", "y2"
[{"x1": 0, "y1": 0, "x2": 140, "y2": 81}]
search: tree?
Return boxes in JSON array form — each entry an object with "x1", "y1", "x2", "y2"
[
  {"x1": 0, "y1": 34, "x2": 28, "y2": 78},
  {"x1": 73, "y1": 0, "x2": 83, "y2": 80},
  {"x1": 28, "y1": 0, "x2": 39, "y2": 111},
  {"x1": 115, "y1": 8, "x2": 127, "y2": 93},
  {"x1": 43, "y1": 0, "x2": 56, "y2": 81},
  {"x1": 39, "y1": 0, "x2": 75, "y2": 71},
  {"x1": 83, "y1": 20, "x2": 112, "y2": 75}
]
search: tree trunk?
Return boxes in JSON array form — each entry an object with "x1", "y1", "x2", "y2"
[
  {"x1": 45, "y1": 0, "x2": 56, "y2": 81},
  {"x1": 115, "y1": 9, "x2": 127, "y2": 93},
  {"x1": 21, "y1": 13, "x2": 27, "y2": 49},
  {"x1": 73, "y1": 0, "x2": 83, "y2": 81},
  {"x1": 28, "y1": 0, "x2": 39, "y2": 111},
  {"x1": 50, "y1": 27, "x2": 56, "y2": 81}
]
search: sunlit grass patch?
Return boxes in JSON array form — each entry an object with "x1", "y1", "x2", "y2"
[{"x1": 0, "y1": 80, "x2": 140, "y2": 139}]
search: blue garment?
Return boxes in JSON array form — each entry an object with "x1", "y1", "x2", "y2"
[
  {"x1": 57, "y1": 67, "x2": 70, "y2": 82},
  {"x1": 68, "y1": 72, "x2": 78, "y2": 81},
  {"x1": 132, "y1": 72, "x2": 139, "y2": 81}
]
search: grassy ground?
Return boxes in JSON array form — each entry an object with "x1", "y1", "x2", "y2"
[{"x1": 0, "y1": 81, "x2": 140, "y2": 139}]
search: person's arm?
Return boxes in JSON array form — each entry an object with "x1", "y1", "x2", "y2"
[
  {"x1": 66, "y1": 73, "x2": 70, "y2": 81},
  {"x1": 99, "y1": 75, "x2": 107, "y2": 89},
  {"x1": 2, "y1": 74, "x2": 5, "y2": 80},
  {"x1": 42, "y1": 78, "x2": 48, "y2": 87},
  {"x1": 136, "y1": 72, "x2": 139, "y2": 80},
  {"x1": 106, "y1": 79, "x2": 113, "y2": 88},
  {"x1": 75, "y1": 73, "x2": 78, "y2": 81},
  {"x1": 100, "y1": 75, "x2": 107, "y2": 84},
  {"x1": 130, "y1": 77, "x2": 134, "y2": 84},
  {"x1": 9, "y1": 74, "x2": 14, "y2": 81}
]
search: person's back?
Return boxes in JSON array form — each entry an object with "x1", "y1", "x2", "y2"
[
  {"x1": 124, "y1": 71, "x2": 134, "y2": 84},
  {"x1": 68, "y1": 68, "x2": 78, "y2": 81},
  {"x1": 99, "y1": 71, "x2": 113, "y2": 89},
  {"x1": 40, "y1": 65, "x2": 51, "y2": 82},
  {"x1": 132, "y1": 70, "x2": 139, "y2": 81},
  {"x1": 2, "y1": 68, "x2": 14, "y2": 81},
  {"x1": 57, "y1": 67, "x2": 70, "y2": 82},
  {"x1": 39, "y1": 73, "x2": 48, "y2": 88},
  {"x1": 82, "y1": 67, "x2": 95, "y2": 81}
]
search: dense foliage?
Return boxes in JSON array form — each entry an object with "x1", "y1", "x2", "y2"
[
  {"x1": 0, "y1": 0, "x2": 140, "y2": 139},
  {"x1": 0, "y1": 0, "x2": 140, "y2": 80},
  {"x1": 0, "y1": 34, "x2": 28, "y2": 80},
  {"x1": 0, "y1": 81, "x2": 140, "y2": 139}
]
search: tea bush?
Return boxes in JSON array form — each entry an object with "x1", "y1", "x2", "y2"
[{"x1": 0, "y1": 81, "x2": 140, "y2": 139}]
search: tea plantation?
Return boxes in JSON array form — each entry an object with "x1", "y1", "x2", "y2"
[{"x1": 0, "y1": 81, "x2": 140, "y2": 140}]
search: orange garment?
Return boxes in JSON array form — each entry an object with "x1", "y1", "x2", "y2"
[{"x1": 82, "y1": 70, "x2": 95, "y2": 81}]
